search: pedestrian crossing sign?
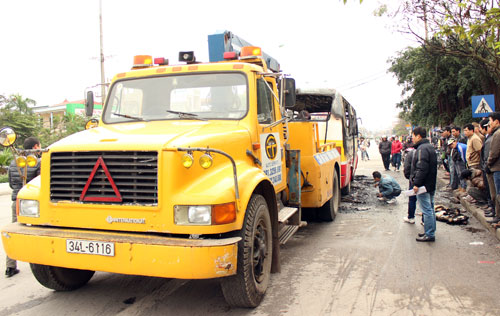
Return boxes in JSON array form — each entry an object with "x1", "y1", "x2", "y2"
[{"x1": 472, "y1": 94, "x2": 495, "y2": 118}]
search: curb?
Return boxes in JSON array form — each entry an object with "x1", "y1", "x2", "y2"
[
  {"x1": 437, "y1": 170, "x2": 500, "y2": 241},
  {"x1": 458, "y1": 196, "x2": 500, "y2": 241}
]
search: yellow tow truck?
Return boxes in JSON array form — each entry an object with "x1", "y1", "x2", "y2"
[{"x1": 1, "y1": 31, "x2": 341, "y2": 307}]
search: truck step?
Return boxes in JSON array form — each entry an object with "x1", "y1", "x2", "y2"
[
  {"x1": 279, "y1": 225, "x2": 299, "y2": 245},
  {"x1": 278, "y1": 207, "x2": 299, "y2": 223}
]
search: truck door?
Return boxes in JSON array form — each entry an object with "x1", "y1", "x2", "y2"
[{"x1": 256, "y1": 77, "x2": 286, "y2": 193}]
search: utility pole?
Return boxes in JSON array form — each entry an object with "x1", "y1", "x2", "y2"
[
  {"x1": 422, "y1": 0, "x2": 428, "y2": 41},
  {"x1": 99, "y1": 0, "x2": 106, "y2": 102}
]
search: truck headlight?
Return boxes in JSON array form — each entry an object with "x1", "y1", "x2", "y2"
[
  {"x1": 174, "y1": 203, "x2": 236, "y2": 225},
  {"x1": 19, "y1": 200, "x2": 39, "y2": 217},
  {"x1": 174, "y1": 205, "x2": 211, "y2": 225}
]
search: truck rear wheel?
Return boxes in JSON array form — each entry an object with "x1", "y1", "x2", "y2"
[
  {"x1": 220, "y1": 194, "x2": 272, "y2": 307},
  {"x1": 318, "y1": 171, "x2": 340, "y2": 221},
  {"x1": 30, "y1": 263, "x2": 95, "y2": 291}
]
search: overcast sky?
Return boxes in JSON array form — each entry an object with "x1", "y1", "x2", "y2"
[{"x1": 0, "y1": 0, "x2": 416, "y2": 131}]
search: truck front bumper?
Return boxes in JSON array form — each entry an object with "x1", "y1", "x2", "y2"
[{"x1": 1, "y1": 223, "x2": 239, "y2": 279}]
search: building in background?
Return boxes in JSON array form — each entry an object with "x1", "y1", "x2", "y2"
[{"x1": 33, "y1": 99, "x2": 102, "y2": 128}]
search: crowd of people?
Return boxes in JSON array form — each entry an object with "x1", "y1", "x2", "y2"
[
  {"x1": 368, "y1": 111, "x2": 500, "y2": 242},
  {"x1": 373, "y1": 127, "x2": 438, "y2": 242},
  {"x1": 377, "y1": 135, "x2": 407, "y2": 172},
  {"x1": 438, "y1": 113, "x2": 500, "y2": 227}
]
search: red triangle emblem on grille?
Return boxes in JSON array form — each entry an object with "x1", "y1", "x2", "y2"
[{"x1": 80, "y1": 156, "x2": 123, "y2": 202}]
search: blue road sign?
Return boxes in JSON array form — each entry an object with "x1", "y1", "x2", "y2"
[{"x1": 472, "y1": 94, "x2": 495, "y2": 118}]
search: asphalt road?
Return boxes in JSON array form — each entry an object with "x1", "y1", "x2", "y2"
[{"x1": 1, "y1": 145, "x2": 500, "y2": 316}]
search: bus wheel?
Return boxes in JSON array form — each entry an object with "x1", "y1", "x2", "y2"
[
  {"x1": 220, "y1": 194, "x2": 272, "y2": 307},
  {"x1": 30, "y1": 263, "x2": 95, "y2": 291},
  {"x1": 318, "y1": 171, "x2": 340, "y2": 221},
  {"x1": 341, "y1": 179, "x2": 351, "y2": 195}
]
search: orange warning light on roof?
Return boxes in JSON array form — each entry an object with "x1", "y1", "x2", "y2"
[
  {"x1": 240, "y1": 46, "x2": 262, "y2": 59},
  {"x1": 132, "y1": 55, "x2": 153, "y2": 69}
]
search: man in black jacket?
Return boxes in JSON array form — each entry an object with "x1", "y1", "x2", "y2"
[
  {"x1": 410, "y1": 127, "x2": 438, "y2": 242},
  {"x1": 6, "y1": 137, "x2": 41, "y2": 278},
  {"x1": 379, "y1": 136, "x2": 392, "y2": 171},
  {"x1": 403, "y1": 145, "x2": 417, "y2": 224}
]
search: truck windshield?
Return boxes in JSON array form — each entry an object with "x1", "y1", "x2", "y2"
[{"x1": 103, "y1": 73, "x2": 248, "y2": 123}]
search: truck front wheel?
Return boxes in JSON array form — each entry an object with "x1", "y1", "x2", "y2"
[
  {"x1": 30, "y1": 263, "x2": 95, "y2": 291},
  {"x1": 318, "y1": 171, "x2": 340, "y2": 221},
  {"x1": 220, "y1": 194, "x2": 272, "y2": 307}
]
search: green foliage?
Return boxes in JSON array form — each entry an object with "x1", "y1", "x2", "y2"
[
  {"x1": 1, "y1": 93, "x2": 88, "y2": 148},
  {"x1": 373, "y1": 4, "x2": 387, "y2": 17},
  {"x1": 0, "y1": 174, "x2": 8, "y2": 183},
  {"x1": 0, "y1": 148, "x2": 13, "y2": 176},
  {"x1": 0, "y1": 148, "x2": 13, "y2": 167},
  {"x1": 38, "y1": 113, "x2": 88, "y2": 147},
  {"x1": 392, "y1": 120, "x2": 411, "y2": 136},
  {"x1": 453, "y1": 105, "x2": 476, "y2": 127},
  {"x1": 0, "y1": 94, "x2": 42, "y2": 146},
  {"x1": 389, "y1": 40, "x2": 495, "y2": 127},
  {"x1": 398, "y1": 0, "x2": 500, "y2": 82},
  {"x1": 2, "y1": 93, "x2": 36, "y2": 114}
]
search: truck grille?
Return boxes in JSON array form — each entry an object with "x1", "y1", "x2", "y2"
[{"x1": 50, "y1": 151, "x2": 158, "y2": 205}]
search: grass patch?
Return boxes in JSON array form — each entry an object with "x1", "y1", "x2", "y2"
[{"x1": 0, "y1": 174, "x2": 8, "y2": 183}]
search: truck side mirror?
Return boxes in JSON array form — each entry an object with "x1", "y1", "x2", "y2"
[
  {"x1": 85, "y1": 91, "x2": 94, "y2": 117},
  {"x1": 283, "y1": 78, "x2": 296, "y2": 108},
  {"x1": 0, "y1": 127, "x2": 17, "y2": 147}
]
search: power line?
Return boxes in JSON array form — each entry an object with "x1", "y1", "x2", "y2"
[{"x1": 340, "y1": 72, "x2": 389, "y2": 91}]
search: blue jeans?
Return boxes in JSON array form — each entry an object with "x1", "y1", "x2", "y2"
[
  {"x1": 392, "y1": 153, "x2": 401, "y2": 170},
  {"x1": 408, "y1": 195, "x2": 417, "y2": 219},
  {"x1": 417, "y1": 192, "x2": 435, "y2": 238},
  {"x1": 448, "y1": 157, "x2": 455, "y2": 187},
  {"x1": 493, "y1": 172, "x2": 500, "y2": 195},
  {"x1": 451, "y1": 159, "x2": 466, "y2": 189},
  {"x1": 493, "y1": 172, "x2": 500, "y2": 219}
]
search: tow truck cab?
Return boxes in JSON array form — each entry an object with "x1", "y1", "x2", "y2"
[{"x1": 1, "y1": 31, "x2": 341, "y2": 308}]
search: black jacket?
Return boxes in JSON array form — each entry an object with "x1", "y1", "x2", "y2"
[
  {"x1": 8, "y1": 159, "x2": 41, "y2": 201},
  {"x1": 409, "y1": 138, "x2": 437, "y2": 193},
  {"x1": 379, "y1": 140, "x2": 392, "y2": 155},
  {"x1": 481, "y1": 133, "x2": 492, "y2": 170},
  {"x1": 404, "y1": 149, "x2": 415, "y2": 180}
]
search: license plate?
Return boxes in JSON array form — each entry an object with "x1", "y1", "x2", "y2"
[{"x1": 66, "y1": 239, "x2": 115, "y2": 257}]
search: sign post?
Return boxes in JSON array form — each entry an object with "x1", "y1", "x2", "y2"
[{"x1": 472, "y1": 94, "x2": 495, "y2": 118}]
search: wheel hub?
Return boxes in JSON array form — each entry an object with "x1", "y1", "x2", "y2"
[{"x1": 253, "y1": 221, "x2": 268, "y2": 283}]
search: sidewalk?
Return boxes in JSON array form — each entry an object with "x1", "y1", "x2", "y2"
[
  {"x1": 0, "y1": 182, "x2": 11, "y2": 196},
  {"x1": 437, "y1": 170, "x2": 500, "y2": 241}
]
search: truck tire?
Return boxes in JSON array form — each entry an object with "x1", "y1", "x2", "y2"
[
  {"x1": 318, "y1": 171, "x2": 340, "y2": 221},
  {"x1": 220, "y1": 194, "x2": 272, "y2": 307},
  {"x1": 30, "y1": 263, "x2": 95, "y2": 291}
]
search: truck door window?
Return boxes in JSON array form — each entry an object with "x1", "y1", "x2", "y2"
[{"x1": 257, "y1": 79, "x2": 274, "y2": 124}]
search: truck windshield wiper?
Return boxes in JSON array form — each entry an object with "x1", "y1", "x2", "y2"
[
  {"x1": 111, "y1": 112, "x2": 145, "y2": 121},
  {"x1": 166, "y1": 110, "x2": 207, "y2": 121}
]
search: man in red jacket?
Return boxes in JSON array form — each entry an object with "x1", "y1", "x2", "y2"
[{"x1": 391, "y1": 136, "x2": 403, "y2": 171}]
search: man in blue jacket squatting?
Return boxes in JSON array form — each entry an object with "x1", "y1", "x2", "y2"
[{"x1": 373, "y1": 171, "x2": 401, "y2": 204}]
